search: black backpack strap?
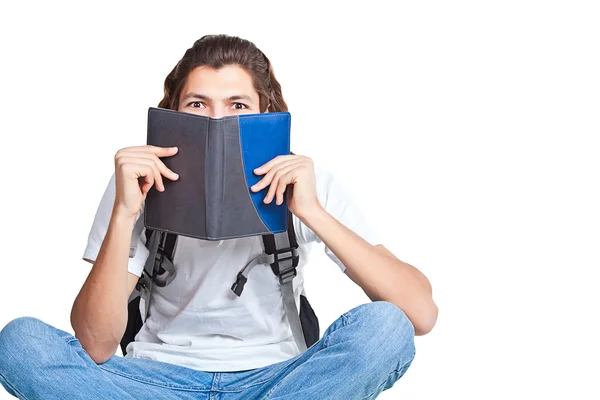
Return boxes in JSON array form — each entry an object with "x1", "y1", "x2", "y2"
[
  {"x1": 139, "y1": 230, "x2": 178, "y2": 315},
  {"x1": 128, "y1": 227, "x2": 178, "y2": 315},
  {"x1": 143, "y1": 229, "x2": 178, "y2": 264},
  {"x1": 121, "y1": 225, "x2": 178, "y2": 355},
  {"x1": 142, "y1": 229, "x2": 178, "y2": 287},
  {"x1": 262, "y1": 211, "x2": 300, "y2": 277}
]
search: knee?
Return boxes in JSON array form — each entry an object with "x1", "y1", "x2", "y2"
[
  {"x1": 1, "y1": 316, "x2": 48, "y2": 343},
  {"x1": 0, "y1": 317, "x2": 54, "y2": 370},
  {"x1": 346, "y1": 301, "x2": 416, "y2": 365}
]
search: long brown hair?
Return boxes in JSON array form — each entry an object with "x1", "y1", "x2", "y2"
[{"x1": 158, "y1": 34, "x2": 287, "y2": 113}]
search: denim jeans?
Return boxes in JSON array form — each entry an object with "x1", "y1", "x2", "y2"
[{"x1": 0, "y1": 301, "x2": 415, "y2": 400}]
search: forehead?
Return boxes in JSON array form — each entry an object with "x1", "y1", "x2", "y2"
[{"x1": 182, "y1": 65, "x2": 258, "y2": 100}]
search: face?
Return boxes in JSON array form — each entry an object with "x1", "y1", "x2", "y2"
[{"x1": 177, "y1": 65, "x2": 264, "y2": 118}]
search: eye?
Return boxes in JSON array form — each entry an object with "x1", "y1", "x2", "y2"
[
  {"x1": 232, "y1": 103, "x2": 248, "y2": 110},
  {"x1": 188, "y1": 101, "x2": 205, "y2": 108}
]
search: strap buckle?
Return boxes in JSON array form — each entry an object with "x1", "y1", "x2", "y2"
[
  {"x1": 278, "y1": 266, "x2": 297, "y2": 284},
  {"x1": 269, "y1": 246, "x2": 299, "y2": 284}
]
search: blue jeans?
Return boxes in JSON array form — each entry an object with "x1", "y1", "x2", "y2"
[{"x1": 0, "y1": 301, "x2": 415, "y2": 399}]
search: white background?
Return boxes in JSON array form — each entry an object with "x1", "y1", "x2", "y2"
[{"x1": 1, "y1": 1, "x2": 599, "y2": 399}]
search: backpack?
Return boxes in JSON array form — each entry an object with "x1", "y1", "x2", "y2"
[{"x1": 119, "y1": 210, "x2": 320, "y2": 356}]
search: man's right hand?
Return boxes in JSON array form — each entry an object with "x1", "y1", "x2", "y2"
[{"x1": 113, "y1": 145, "x2": 179, "y2": 218}]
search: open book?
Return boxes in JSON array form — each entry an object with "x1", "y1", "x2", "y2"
[{"x1": 144, "y1": 107, "x2": 291, "y2": 240}]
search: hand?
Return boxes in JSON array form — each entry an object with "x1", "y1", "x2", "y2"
[
  {"x1": 113, "y1": 145, "x2": 179, "y2": 218},
  {"x1": 250, "y1": 154, "x2": 322, "y2": 219}
]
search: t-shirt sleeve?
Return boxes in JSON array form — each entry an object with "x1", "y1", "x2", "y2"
[
  {"x1": 297, "y1": 165, "x2": 381, "y2": 273},
  {"x1": 82, "y1": 173, "x2": 148, "y2": 277}
]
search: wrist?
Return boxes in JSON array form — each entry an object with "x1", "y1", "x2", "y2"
[
  {"x1": 297, "y1": 204, "x2": 327, "y2": 226},
  {"x1": 111, "y1": 204, "x2": 138, "y2": 225}
]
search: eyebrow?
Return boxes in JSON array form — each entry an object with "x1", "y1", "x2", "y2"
[{"x1": 181, "y1": 93, "x2": 253, "y2": 102}]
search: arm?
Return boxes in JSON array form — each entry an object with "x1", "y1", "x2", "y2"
[
  {"x1": 250, "y1": 155, "x2": 438, "y2": 336},
  {"x1": 71, "y1": 145, "x2": 179, "y2": 363},
  {"x1": 299, "y1": 207, "x2": 438, "y2": 336},
  {"x1": 70, "y1": 208, "x2": 138, "y2": 363}
]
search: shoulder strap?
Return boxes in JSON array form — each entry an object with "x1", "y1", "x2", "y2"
[
  {"x1": 261, "y1": 211, "x2": 307, "y2": 352},
  {"x1": 229, "y1": 211, "x2": 307, "y2": 352},
  {"x1": 143, "y1": 229, "x2": 178, "y2": 264},
  {"x1": 129, "y1": 213, "x2": 178, "y2": 264},
  {"x1": 128, "y1": 228, "x2": 178, "y2": 321}
]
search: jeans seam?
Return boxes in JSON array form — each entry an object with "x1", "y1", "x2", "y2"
[
  {"x1": 262, "y1": 375, "x2": 285, "y2": 400},
  {"x1": 210, "y1": 373, "x2": 218, "y2": 391},
  {"x1": 0, "y1": 371, "x2": 28, "y2": 400}
]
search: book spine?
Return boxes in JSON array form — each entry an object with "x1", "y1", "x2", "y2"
[{"x1": 205, "y1": 118, "x2": 225, "y2": 239}]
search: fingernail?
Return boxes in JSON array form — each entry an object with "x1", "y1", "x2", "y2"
[
  {"x1": 171, "y1": 147, "x2": 178, "y2": 151},
  {"x1": 174, "y1": 173, "x2": 179, "y2": 179}
]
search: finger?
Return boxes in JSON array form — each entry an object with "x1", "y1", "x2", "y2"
[
  {"x1": 117, "y1": 151, "x2": 179, "y2": 181},
  {"x1": 139, "y1": 165, "x2": 155, "y2": 194},
  {"x1": 252, "y1": 159, "x2": 302, "y2": 192},
  {"x1": 254, "y1": 155, "x2": 295, "y2": 175},
  {"x1": 118, "y1": 145, "x2": 179, "y2": 158},
  {"x1": 140, "y1": 164, "x2": 165, "y2": 194},
  {"x1": 119, "y1": 157, "x2": 165, "y2": 192},
  {"x1": 275, "y1": 176, "x2": 290, "y2": 205},
  {"x1": 251, "y1": 173, "x2": 273, "y2": 193},
  {"x1": 127, "y1": 164, "x2": 154, "y2": 194},
  {"x1": 263, "y1": 169, "x2": 282, "y2": 204},
  {"x1": 264, "y1": 165, "x2": 297, "y2": 204}
]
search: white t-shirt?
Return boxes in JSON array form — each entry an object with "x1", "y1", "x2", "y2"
[{"x1": 82, "y1": 164, "x2": 380, "y2": 372}]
